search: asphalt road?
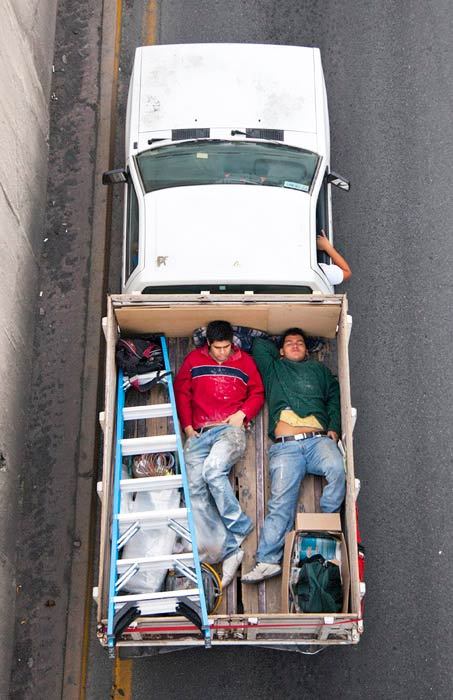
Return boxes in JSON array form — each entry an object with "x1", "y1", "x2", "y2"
[
  {"x1": 123, "y1": 1, "x2": 453, "y2": 698},
  {"x1": 11, "y1": 1, "x2": 453, "y2": 698}
]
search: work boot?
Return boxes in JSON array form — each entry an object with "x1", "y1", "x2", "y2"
[
  {"x1": 221, "y1": 549, "x2": 244, "y2": 587},
  {"x1": 241, "y1": 562, "x2": 281, "y2": 583}
]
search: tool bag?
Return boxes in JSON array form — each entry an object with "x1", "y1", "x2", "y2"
[
  {"x1": 116, "y1": 336, "x2": 171, "y2": 392},
  {"x1": 293, "y1": 554, "x2": 343, "y2": 613},
  {"x1": 116, "y1": 337, "x2": 164, "y2": 376}
]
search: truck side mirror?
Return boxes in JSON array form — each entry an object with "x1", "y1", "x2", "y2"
[
  {"x1": 327, "y1": 171, "x2": 351, "y2": 191},
  {"x1": 102, "y1": 168, "x2": 128, "y2": 185}
]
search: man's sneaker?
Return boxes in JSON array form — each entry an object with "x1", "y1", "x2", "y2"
[
  {"x1": 221, "y1": 549, "x2": 244, "y2": 587},
  {"x1": 241, "y1": 562, "x2": 281, "y2": 584}
]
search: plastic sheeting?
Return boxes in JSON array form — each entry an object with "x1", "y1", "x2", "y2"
[{"x1": 120, "y1": 473, "x2": 181, "y2": 593}]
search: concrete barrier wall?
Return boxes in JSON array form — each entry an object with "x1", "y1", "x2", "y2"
[{"x1": 0, "y1": 1, "x2": 58, "y2": 695}]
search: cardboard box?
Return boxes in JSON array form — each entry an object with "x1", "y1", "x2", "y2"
[{"x1": 281, "y1": 513, "x2": 350, "y2": 613}]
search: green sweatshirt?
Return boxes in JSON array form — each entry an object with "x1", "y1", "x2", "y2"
[{"x1": 252, "y1": 338, "x2": 341, "y2": 439}]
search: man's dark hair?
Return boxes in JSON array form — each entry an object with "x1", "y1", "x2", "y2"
[
  {"x1": 206, "y1": 320, "x2": 234, "y2": 343},
  {"x1": 280, "y1": 327, "x2": 307, "y2": 348}
]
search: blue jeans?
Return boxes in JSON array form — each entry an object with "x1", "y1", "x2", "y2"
[
  {"x1": 184, "y1": 425, "x2": 252, "y2": 562},
  {"x1": 256, "y1": 436, "x2": 346, "y2": 564}
]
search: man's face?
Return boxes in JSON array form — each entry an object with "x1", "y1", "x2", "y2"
[
  {"x1": 280, "y1": 334, "x2": 307, "y2": 362},
  {"x1": 208, "y1": 340, "x2": 233, "y2": 363}
]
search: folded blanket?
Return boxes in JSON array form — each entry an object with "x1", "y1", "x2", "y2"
[{"x1": 192, "y1": 325, "x2": 326, "y2": 354}]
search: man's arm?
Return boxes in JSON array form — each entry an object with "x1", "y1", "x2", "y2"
[
  {"x1": 224, "y1": 354, "x2": 265, "y2": 427},
  {"x1": 324, "y1": 367, "x2": 341, "y2": 439},
  {"x1": 251, "y1": 337, "x2": 279, "y2": 375},
  {"x1": 174, "y1": 356, "x2": 195, "y2": 436},
  {"x1": 240, "y1": 355, "x2": 265, "y2": 421},
  {"x1": 317, "y1": 231, "x2": 352, "y2": 281}
]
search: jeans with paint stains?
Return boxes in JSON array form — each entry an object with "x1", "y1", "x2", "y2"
[
  {"x1": 256, "y1": 436, "x2": 345, "y2": 564},
  {"x1": 184, "y1": 424, "x2": 252, "y2": 563}
]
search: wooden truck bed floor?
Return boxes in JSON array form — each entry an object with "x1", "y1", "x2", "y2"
[{"x1": 123, "y1": 337, "x2": 326, "y2": 617}]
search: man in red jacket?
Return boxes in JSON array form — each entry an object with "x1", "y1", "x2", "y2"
[{"x1": 175, "y1": 320, "x2": 264, "y2": 587}]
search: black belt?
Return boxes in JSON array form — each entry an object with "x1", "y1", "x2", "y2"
[
  {"x1": 195, "y1": 424, "x2": 223, "y2": 434},
  {"x1": 273, "y1": 431, "x2": 327, "y2": 444}
]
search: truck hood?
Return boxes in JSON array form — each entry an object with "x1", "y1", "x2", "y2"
[
  {"x1": 140, "y1": 185, "x2": 314, "y2": 286},
  {"x1": 133, "y1": 44, "x2": 323, "y2": 143}
]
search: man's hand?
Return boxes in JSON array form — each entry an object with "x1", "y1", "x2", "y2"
[
  {"x1": 327, "y1": 430, "x2": 338, "y2": 442},
  {"x1": 184, "y1": 425, "x2": 198, "y2": 439},
  {"x1": 224, "y1": 410, "x2": 246, "y2": 428},
  {"x1": 316, "y1": 230, "x2": 333, "y2": 253}
]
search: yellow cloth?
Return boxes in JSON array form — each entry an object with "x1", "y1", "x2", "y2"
[{"x1": 279, "y1": 409, "x2": 324, "y2": 430}]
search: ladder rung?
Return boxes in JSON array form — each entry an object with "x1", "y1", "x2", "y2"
[
  {"x1": 117, "y1": 553, "x2": 194, "y2": 573},
  {"x1": 98, "y1": 474, "x2": 183, "y2": 498},
  {"x1": 121, "y1": 435, "x2": 177, "y2": 456},
  {"x1": 113, "y1": 589, "x2": 200, "y2": 612},
  {"x1": 123, "y1": 403, "x2": 173, "y2": 421},
  {"x1": 114, "y1": 588, "x2": 199, "y2": 603},
  {"x1": 120, "y1": 475, "x2": 183, "y2": 493},
  {"x1": 117, "y1": 508, "x2": 188, "y2": 526},
  {"x1": 138, "y1": 598, "x2": 200, "y2": 616}
]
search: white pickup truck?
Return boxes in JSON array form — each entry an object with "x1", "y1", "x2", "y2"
[
  {"x1": 103, "y1": 43, "x2": 350, "y2": 296},
  {"x1": 96, "y1": 44, "x2": 363, "y2": 655}
]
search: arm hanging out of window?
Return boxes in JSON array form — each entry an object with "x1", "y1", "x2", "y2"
[{"x1": 317, "y1": 230, "x2": 351, "y2": 282}]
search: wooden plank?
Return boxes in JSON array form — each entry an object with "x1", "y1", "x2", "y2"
[
  {"x1": 226, "y1": 468, "x2": 238, "y2": 614},
  {"x1": 300, "y1": 475, "x2": 316, "y2": 513},
  {"x1": 98, "y1": 297, "x2": 120, "y2": 622},
  {"x1": 299, "y1": 475, "x2": 325, "y2": 514},
  {"x1": 337, "y1": 296, "x2": 361, "y2": 615},
  {"x1": 237, "y1": 420, "x2": 260, "y2": 613},
  {"x1": 261, "y1": 409, "x2": 281, "y2": 613},
  {"x1": 263, "y1": 569, "x2": 283, "y2": 612},
  {"x1": 113, "y1": 296, "x2": 343, "y2": 339},
  {"x1": 112, "y1": 293, "x2": 344, "y2": 304},
  {"x1": 255, "y1": 407, "x2": 267, "y2": 612},
  {"x1": 314, "y1": 476, "x2": 324, "y2": 512},
  {"x1": 215, "y1": 579, "x2": 228, "y2": 614}
]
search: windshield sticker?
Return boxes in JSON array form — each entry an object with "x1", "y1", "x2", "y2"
[
  {"x1": 196, "y1": 152, "x2": 209, "y2": 159},
  {"x1": 284, "y1": 181, "x2": 309, "y2": 192}
]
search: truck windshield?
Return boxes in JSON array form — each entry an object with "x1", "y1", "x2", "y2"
[{"x1": 136, "y1": 140, "x2": 319, "y2": 193}]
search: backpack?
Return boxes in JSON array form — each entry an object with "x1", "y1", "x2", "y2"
[
  {"x1": 293, "y1": 554, "x2": 343, "y2": 613},
  {"x1": 116, "y1": 337, "x2": 168, "y2": 392},
  {"x1": 116, "y1": 337, "x2": 164, "y2": 376}
]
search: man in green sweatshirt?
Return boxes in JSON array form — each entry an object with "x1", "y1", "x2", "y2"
[{"x1": 242, "y1": 328, "x2": 345, "y2": 583}]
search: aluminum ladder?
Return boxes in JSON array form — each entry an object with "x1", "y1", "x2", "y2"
[{"x1": 106, "y1": 336, "x2": 211, "y2": 651}]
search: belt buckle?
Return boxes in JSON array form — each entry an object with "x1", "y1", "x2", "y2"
[{"x1": 294, "y1": 433, "x2": 305, "y2": 441}]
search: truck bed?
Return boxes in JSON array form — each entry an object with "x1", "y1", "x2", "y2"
[{"x1": 96, "y1": 294, "x2": 362, "y2": 649}]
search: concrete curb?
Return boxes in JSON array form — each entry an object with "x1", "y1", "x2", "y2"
[{"x1": 61, "y1": 1, "x2": 120, "y2": 698}]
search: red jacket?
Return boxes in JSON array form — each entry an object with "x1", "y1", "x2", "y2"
[{"x1": 174, "y1": 344, "x2": 265, "y2": 430}]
